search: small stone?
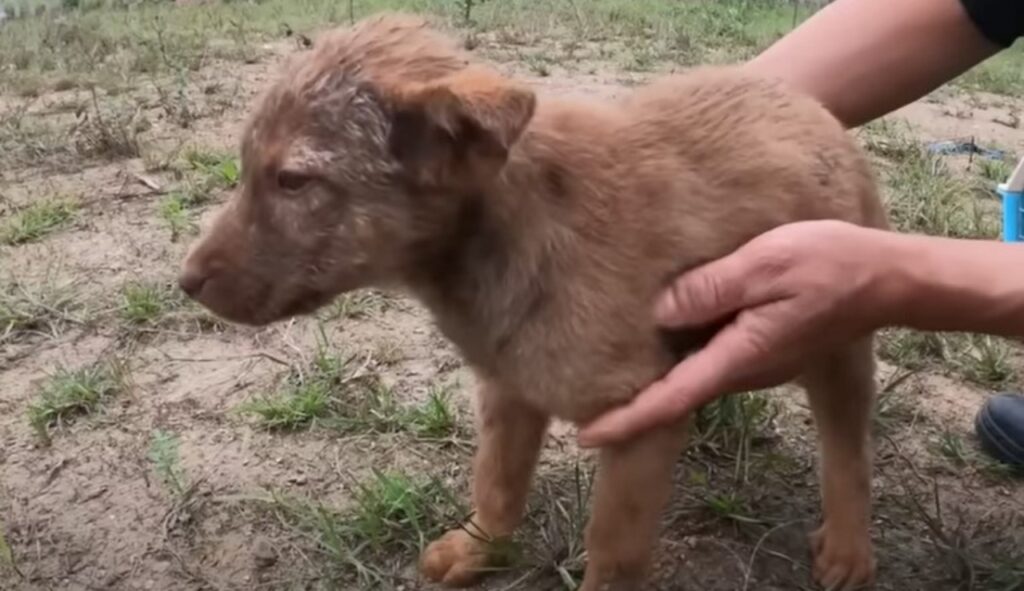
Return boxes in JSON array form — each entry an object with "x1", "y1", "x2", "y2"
[{"x1": 253, "y1": 537, "x2": 277, "y2": 568}]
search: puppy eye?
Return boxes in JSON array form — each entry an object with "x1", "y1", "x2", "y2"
[{"x1": 277, "y1": 170, "x2": 313, "y2": 192}]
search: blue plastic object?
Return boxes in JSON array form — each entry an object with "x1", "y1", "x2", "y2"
[{"x1": 1000, "y1": 186, "x2": 1023, "y2": 243}]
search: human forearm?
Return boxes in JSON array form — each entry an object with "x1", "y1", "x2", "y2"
[
  {"x1": 746, "y1": 0, "x2": 1001, "y2": 128},
  {"x1": 880, "y1": 232, "x2": 1024, "y2": 337}
]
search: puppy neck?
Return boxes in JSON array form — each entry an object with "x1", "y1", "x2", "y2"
[{"x1": 400, "y1": 125, "x2": 577, "y2": 370}]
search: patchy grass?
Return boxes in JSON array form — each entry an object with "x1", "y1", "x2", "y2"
[
  {"x1": 516, "y1": 462, "x2": 594, "y2": 588},
  {"x1": 878, "y1": 328, "x2": 949, "y2": 370},
  {"x1": 148, "y1": 429, "x2": 190, "y2": 499},
  {"x1": 241, "y1": 343, "x2": 462, "y2": 439},
  {"x1": 975, "y1": 157, "x2": 1014, "y2": 184},
  {"x1": 956, "y1": 42, "x2": 1024, "y2": 96},
  {"x1": 155, "y1": 147, "x2": 237, "y2": 241},
  {"x1": 864, "y1": 119, "x2": 1000, "y2": 240},
  {"x1": 897, "y1": 481, "x2": 1024, "y2": 590},
  {"x1": 238, "y1": 344, "x2": 357, "y2": 431},
  {"x1": 879, "y1": 329, "x2": 1015, "y2": 387},
  {"x1": 157, "y1": 192, "x2": 199, "y2": 241},
  {"x1": 886, "y1": 148, "x2": 996, "y2": 239},
  {"x1": 952, "y1": 334, "x2": 1014, "y2": 387},
  {"x1": 323, "y1": 290, "x2": 391, "y2": 321},
  {"x1": 0, "y1": 101, "x2": 73, "y2": 168},
  {"x1": 118, "y1": 280, "x2": 182, "y2": 326},
  {"x1": 181, "y1": 146, "x2": 240, "y2": 188},
  {"x1": 0, "y1": 0, "x2": 805, "y2": 93},
  {"x1": 874, "y1": 370, "x2": 921, "y2": 435},
  {"x1": 27, "y1": 358, "x2": 128, "y2": 443},
  {"x1": 240, "y1": 377, "x2": 337, "y2": 431},
  {"x1": 693, "y1": 391, "x2": 779, "y2": 482},
  {"x1": 0, "y1": 274, "x2": 81, "y2": 344},
  {"x1": 1, "y1": 197, "x2": 77, "y2": 245},
  {"x1": 260, "y1": 469, "x2": 465, "y2": 586},
  {"x1": 935, "y1": 430, "x2": 971, "y2": 469},
  {"x1": 71, "y1": 89, "x2": 146, "y2": 159},
  {"x1": 405, "y1": 384, "x2": 459, "y2": 439}
]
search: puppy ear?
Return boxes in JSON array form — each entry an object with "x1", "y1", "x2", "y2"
[{"x1": 385, "y1": 66, "x2": 536, "y2": 189}]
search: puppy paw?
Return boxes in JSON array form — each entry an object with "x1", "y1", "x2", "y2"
[
  {"x1": 420, "y1": 529, "x2": 490, "y2": 587},
  {"x1": 810, "y1": 523, "x2": 876, "y2": 590}
]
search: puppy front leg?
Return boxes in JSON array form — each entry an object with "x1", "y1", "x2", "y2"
[
  {"x1": 420, "y1": 379, "x2": 548, "y2": 587},
  {"x1": 580, "y1": 417, "x2": 692, "y2": 591}
]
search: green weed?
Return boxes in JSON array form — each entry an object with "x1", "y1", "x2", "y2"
[
  {"x1": 935, "y1": 431, "x2": 970, "y2": 468},
  {"x1": 72, "y1": 89, "x2": 145, "y2": 159},
  {"x1": 953, "y1": 335, "x2": 1014, "y2": 387},
  {"x1": 118, "y1": 280, "x2": 181, "y2": 326},
  {"x1": 323, "y1": 290, "x2": 390, "y2": 321},
  {"x1": 261, "y1": 469, "x2": 464, "y2": 586},
  {"x1": 976, "y1": 158, "x2": 1013, "y2": 184},
  {"x1": 884, "y1": 146, "x2": 996, "y2": 239},
  {"x1": 182, "y1": 146, "x2": 240, "y2": 189},
  {"x1": 405, "y1": 384, "x2": 459, "y2": 439},
  {"x1": 157, "y1": 192, "x2": 198, "y2": 241},
  {"x1": 148, "y1": 429, "x2": 189, "y2": 498},
  {"x1": 520, "y1": 462, "x2": 595, "y2": 589},
  {"x1": 694, "y1": 391, "x2": 778, "y2": 482},
  {"x1": 1, "y1": 198, "x2": 77, "y2": 245},
  {"x1": 0, "y1": 275, "x2": 80, "y2": 343},
  {"x1": 956, "y1": 43, "x2": 1024, "y2": 96},
  {"x1": 27, "y1": 358, "x2": 127, "y2": 443},
  {"x1": 878, "y1": 328, "x2": 949, "y2": 370},
  {"x1": 241, "y1": 378, "x2": 336, "y2": 431},
  {"x1": 703, "y1": 491, "x2": 761, "y2": 525}
]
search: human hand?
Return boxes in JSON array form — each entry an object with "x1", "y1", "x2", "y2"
[{"x1": 578, "y1": 219, "x2": 905, "y2": 447}]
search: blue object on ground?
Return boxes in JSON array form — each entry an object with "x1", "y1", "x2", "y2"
[
  {"x1": 999, "y1": 186, "x2": 1023, "y2": 242},
  {"x1": 926, "y1": 139, "x2": 1007, "y2": 161},
  {"x1": 975, "y1": 393, "x2": 1024, "y2": 472}
]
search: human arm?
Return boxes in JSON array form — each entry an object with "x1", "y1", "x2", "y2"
[
  {"x1": 746, "y1": 0, "x2": 1006, "y2": 128},
  {"x1": 578, "y1": 221, "x2": 1024, "y2": 447}
]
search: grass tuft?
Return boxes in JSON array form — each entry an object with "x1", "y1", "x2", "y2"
[
  {"x1": 879, "y1": 329, "x2": 1015, "y2": 387},
  {"x1": 118, "y1": 280, "x2": 182, "y2": 326},
  {"x1": 148, "y1": 429, "x2": 190, "y2": 498},
  {"x1": 518, "y1": 462, "x2": 595, "y2": 589},
  {"x1": 241, "y1": 339, "x2": 463, "y2": 438},
  {"x1": 323, "y1": 290, "x2": 391, "y2": 321},
  {"x1": 72, "y1": 89, "x2": 145, "y2": 159},
  {"x1": 952, "y1": 334, "x2": 1014, "y2": 387},
  {"x1": 157, "y1": 192, "x2": 199, "y2": 241},
  {"x1": 0, "y1": 275, "x2": 81, "y2": 344},
  {"x1": 182, "y1": 146, "x2": 241, "y2": 188},
  {"x1": 935, "y1": 430, "x2": 970, "y2": 469},
  {"x1": 694, "y1": 391, "x2": 778, "y2": 482},
  {"x1": 1, "y1": 198, "x2": 77, "y2": 246},
  {"x1": 405, "y1": 384, "x2": 459, "y2": 439},
  {"x1": 27, "y1": 358, "x2": 128, "y2": 443},
  {"x1": 261, "y1": 469, "x2": 465, "y2": 586}
]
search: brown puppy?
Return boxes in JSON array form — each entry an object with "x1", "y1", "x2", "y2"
[{"x1": 179, "y1": 13, "x2": 886, "y2": 591}]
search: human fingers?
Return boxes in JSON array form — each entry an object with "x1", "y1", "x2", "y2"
[
  {"x1": 578, "y1": 322, "x2": 772, "y2": 447},
  {"x1": 654, "y1": 243, "x2": 771, "y2": 329}
]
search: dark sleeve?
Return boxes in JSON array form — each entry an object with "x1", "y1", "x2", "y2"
[{"x1": 960, "y1": 0, "x2": 1024, "y2": 48}]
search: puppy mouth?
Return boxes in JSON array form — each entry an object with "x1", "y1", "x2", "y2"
[{"x1": 276, "y1": 289, "x2": 336, "y2": 319}]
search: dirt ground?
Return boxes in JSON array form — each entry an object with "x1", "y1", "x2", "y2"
[{"x1": 2, "y1": 4, "x2": 1024, "y2": 591}]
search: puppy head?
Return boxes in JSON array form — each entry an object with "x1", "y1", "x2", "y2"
[{"x1": 177, "y1": 15, "x2": 535, "y2": 326}]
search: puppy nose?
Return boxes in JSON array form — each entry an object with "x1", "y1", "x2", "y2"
[{"x1": 178, "y1": 268, "x2": 209, "y2": 298}]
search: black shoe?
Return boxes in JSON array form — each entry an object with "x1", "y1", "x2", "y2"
[{"x1": 975, "y1": 393, "x2": 1024, "y2": 472}]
